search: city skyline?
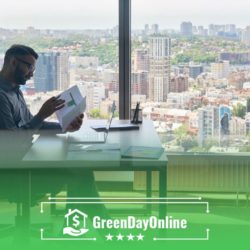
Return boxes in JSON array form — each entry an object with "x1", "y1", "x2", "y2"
[
  {"x1": 1, "y1": 7, "x2": 250, "y2": 152},
  {"x1": 0, "y1": 0, "x2": 250, "y2": 29}
]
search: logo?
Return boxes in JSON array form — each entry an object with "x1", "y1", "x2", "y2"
[
  {"x1": 63, "y1": 209, "x2": 89, "y2": 237},
  {"x1": 40, "y1": 198, "x2": 210, "y2": 241}
]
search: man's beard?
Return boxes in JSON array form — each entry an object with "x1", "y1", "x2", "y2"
[{"x1": 14, "y1": 65, "x2": 27, "y2": 85}]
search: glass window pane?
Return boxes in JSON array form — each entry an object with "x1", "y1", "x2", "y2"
[
  {"x1": 132, "y1": 0, "x2": 250, "y2": 154},
  {"x1": 0, "y1": 0, "x2": 118, "y2": 119}
]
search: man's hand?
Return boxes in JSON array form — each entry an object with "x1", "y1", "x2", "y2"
[
  {"x1": 66, "y1": 114, "x2": 84, "y2": 132},
  {"x1": 37, "y1": 96, "x2": 65, "y2": 120}
]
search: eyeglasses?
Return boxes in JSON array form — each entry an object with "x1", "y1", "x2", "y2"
[{"x1": 15, "y1": 57, "x2": 36, "y2": 72}]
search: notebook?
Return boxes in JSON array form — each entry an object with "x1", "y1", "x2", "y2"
[{"x1": 122, "y1": 146, "x2": 165, "y2": 159}]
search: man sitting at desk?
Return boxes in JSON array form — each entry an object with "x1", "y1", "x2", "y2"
[
  {"x1": 0, "y1": 44, "x2": 83, "y2": 131},
  {"x1": 0, "y1": 45, "x2": 105, "y2": 218}
]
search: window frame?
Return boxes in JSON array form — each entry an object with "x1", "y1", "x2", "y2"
[{"x1": 119, "y1": 0, "x2": 131, "y2": 119}]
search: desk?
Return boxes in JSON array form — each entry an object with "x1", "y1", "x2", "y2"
[
  {"x1": 23, "y1": 119, "x2": 167, "y2": 213},
  {"x1": 16, "y1": 119, "x2": 167, "y2": 237}
]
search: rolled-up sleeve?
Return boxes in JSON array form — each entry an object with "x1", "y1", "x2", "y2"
[{"x1": 0, "y1": 89, "x2": 63, "y2": 133}]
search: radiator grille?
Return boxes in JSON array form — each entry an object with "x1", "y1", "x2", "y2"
[{"x1": 133, "y1": 155, "x2": 250, "y2": 193}]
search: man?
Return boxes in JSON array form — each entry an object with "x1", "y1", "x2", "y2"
[
  {"x1": 0, "y1": 44, "x2": 83, "y2": 131},
  {"x1": 0, "y1": 45, "x2": 105, "y2": 217}
]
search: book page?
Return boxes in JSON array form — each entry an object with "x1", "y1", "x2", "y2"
[{"x1": 56, "y1": 85, "x2": 86, "y2": 131}]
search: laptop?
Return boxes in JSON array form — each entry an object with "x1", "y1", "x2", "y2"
[{"x1": 68, "y1": 101, "x2": 116, "y2": 143}]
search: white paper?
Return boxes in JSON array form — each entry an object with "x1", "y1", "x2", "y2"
[{"x1": 55, "y1": 85, "x2": 86, "y2": 132}]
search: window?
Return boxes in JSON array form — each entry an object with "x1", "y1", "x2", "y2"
[
  {"x1": 132, "y1": 0, "x2": 250, "y2": 154},
  {"x1": 0, "y1": 0, "x2": 118, "y2": 119},
  {"x1": 2, "y1": 1, "x2": 250, "y2": 154}
]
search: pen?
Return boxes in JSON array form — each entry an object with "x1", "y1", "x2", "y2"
[
  {"x1": 136, "y1": 102, "x2": 140, "y2": 123},
  {"x1": 132, "y1": 102, "x2": 140, "y2": 123}
]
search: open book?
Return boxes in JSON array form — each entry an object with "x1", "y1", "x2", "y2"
[{"x1": 55, "y1": 85, "x2": 86, "y2": 132}]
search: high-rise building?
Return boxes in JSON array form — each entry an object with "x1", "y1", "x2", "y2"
[
  {"x1": 198, "y1": 106, "x2": 220, "y2": 146},
  {"x1": 80, "y1": 82, "x2": 105, "y2": 112},
  {"x1": 208, "y1": 24, "x2": 216, "y2": 36},
  {"x1": 189, "y1": 65, "x2": 203, "y2": 79},
  {"x1": 151, "y1": 24, "x2": 159, "y2": 34},
  {"x1": 220, "y1": 52, "x2": 250, "y2": 64},
  {"x1": 34, "y1": 53, "x2": 57, "y2": 92},
  {"x1": 148, "y1": 36, "x2": 171, "y2": 102},
  {"x1": 241, "y1": 26, "x2": 250, "y2": 45},
  {"x1": 57, "y1": 53, "x2": 70, "y2": 90},
  {"x1": 208, "y1": 24, "x2": 226, "y2": 36},
  {"x1": 169, "y1": 75, "x2": 188, "y2": 93},
  {"x1": 144, "y1": 24, "x2": 149, "y2": 35},
  {"x1": 180, "y1": 22, "x2": 193, "y2": 36},
  {"x1": 133, "y1": 49, "x2": 149, "y2": 72},
  {"x1": 230, "y1": 117, "x2": 246, "y2": 137},
  {"x1": 210, "y1": 60, "x2": 230, "y2": 79},
  {"x1": 34, "y1": 52, "x2": 69, "y2": 92},
  {"x1": 105, "y1": 81, "x2": 119, "y2": 93},
  {"x1": 197, "y1": 26, "x2": 208, "y2": 36},
  {"x1": 225, "y1": 24, "x2": 236, "y2": 33},
  {"x1": 112, "y1": 25, "x2": 119, "y2": 38},
  {"x1": 131, "y1": 71, "x2": 148, "y2": 96}
]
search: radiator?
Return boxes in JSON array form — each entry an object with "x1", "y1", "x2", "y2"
[{"x1": 133, "y1": 154, "x2": 250, "y2": 193}]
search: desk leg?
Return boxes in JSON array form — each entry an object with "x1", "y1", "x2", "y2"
[
  {"x1": 159, "y1": 166, "x2": 167, "y2": 219},
  {"x1": 22, "y1": 170, "x2": 31, "y2": 236},
  {"x1": 15, "y1": 170, "x2": 31, "y2": 245},
  {"x1": 146, "y1": 170, "x2": 152, "y2": 214}
]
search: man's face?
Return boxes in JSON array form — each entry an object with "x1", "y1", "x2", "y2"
[{"x1": 13, "y1": 55, "x2": 36, "y2": 85}]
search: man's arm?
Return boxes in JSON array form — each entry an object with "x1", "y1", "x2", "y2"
[
  {"x1": 0, "y1": 92, "x2": 44, "y2": 130},
  {"x1": 33, "y1": 96, "x2": 65, "y2": 132},
  {"x1": 0, "y1": 92, "x2": 83, "y2": 132},
  {"x1": 0, "y1": 93, "x2": 18, "y2": 129},
  {"x1": 35, "y1": 96, "x2": 83, "y2": 132}
]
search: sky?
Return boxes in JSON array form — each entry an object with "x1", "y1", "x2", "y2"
[{"x1": 0, "y1": 0, "x2": 250, "y2": 30}]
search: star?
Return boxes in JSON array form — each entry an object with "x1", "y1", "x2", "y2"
[
  {"x1": 137, "y1": 233, "x2": 144, "y2": 241},
  {"x1": 127, "y1": 233, "x2": 134, "y2": 241},
  {"x1": 105, "y1": 233, "x2": 113, "y2": 241},
  {"x1": 116, "y1": 233, "x2": 124, "y2": 240}
]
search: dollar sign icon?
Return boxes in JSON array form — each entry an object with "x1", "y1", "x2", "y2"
[{"x1": 72, "y1": 215, "x2": 80, "y2": 228}]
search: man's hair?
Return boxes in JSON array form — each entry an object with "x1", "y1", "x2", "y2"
[{"x1": 3, "y1": 44, "x2": 39, "y2": 65}]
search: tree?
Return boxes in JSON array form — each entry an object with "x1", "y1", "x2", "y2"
[
  {"x1": 203, "y1": 138, "x2": 219, "y2": 151},
  {"x1": 89, "y1": 108, "x2": 101, "y2": 118},
  {"x1": 233, "y1": 103, "x2": 246, "y2": 119},
  {"x1": 180, "y1": 136, "x2": 198, "y2": 151},
  {"x1": 174, "y1": 125, "x2": 188, "y2": 145},
  {"x1": 114, "y1": 111, "x2": 119, "y2": 118}
]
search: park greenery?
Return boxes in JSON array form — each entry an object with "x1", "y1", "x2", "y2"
[
  {"x1": 233, "y1": 103, "x2": 246, "y2": 119},
  {"x1": 0, "y1": 35, "x2": 118, "y2": 66},
  {"x1": 1, "y1": 33, "x2": 249, "y2": 67},
  {"x1": 89, "y1": 108, "x2": 119, "y2": 119}
]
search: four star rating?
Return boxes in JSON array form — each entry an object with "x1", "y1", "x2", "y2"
[{"x1": 105, "y1": 233, "x2": 144, "y2": 241}]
